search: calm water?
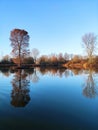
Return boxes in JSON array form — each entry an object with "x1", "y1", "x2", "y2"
[{"x1": 0, "y1": 68, "x2": 98, "y2": 130}]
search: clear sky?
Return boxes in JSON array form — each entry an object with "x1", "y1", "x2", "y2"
[{"x1": 0, "y1": 0, "x2": 98, "y2": 57}]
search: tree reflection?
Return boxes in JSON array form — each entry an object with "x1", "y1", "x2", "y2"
[
  {"x1": 32, "y1": 68, "x2": 39, "y2": 83},
  {"x1": 71, "y1": 69, "x2": 83, "y2": 75},
  {"x1": 0, "y1": 68, "x2": 10, "y2": 77},
  {"x1": 37, "y1": 67, "x2": 70, "y2": 78},
  {"x1": 11, "y1": 69, "x2": 30, "y2": 107},
  {"x1": 64, "y1": 69, "x2": 70, "y2": 77},
  {"x1": 83, "y1": 70, "x2": 98, "y2": 98}
]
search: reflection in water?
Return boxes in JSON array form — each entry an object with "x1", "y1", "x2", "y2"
[
  {"x1": 11, "y1": 69, "x2": 30, "y2": 107},
  {"x1": 0, "y1": 68, "x2": 10, "y2": 77},
  {"x1": 1, "y1": 68, "x2": 98, "y2": 129},
  {"x1": 1, "y1": 67, "x2": 98, "y2": 100},
  {"x1": 36, "y1": 67, "x2": 70, "y2": 78},
  {"x1": 32, "y1": 68, "x2": 39, "y2": 83},
  {"x1": 83, "y1": 70, "x2": 98, "y2": 98},
  {"x1": 64, "y1": 69, "x2": 70, "y2": 77},
  {"x1": 71, "y1": 69, "x2": 83, "y2": 75}
]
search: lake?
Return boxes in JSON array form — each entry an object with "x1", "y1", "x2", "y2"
[{"x1": 0, "y1": 68, "x2": 98, "y2": 130}]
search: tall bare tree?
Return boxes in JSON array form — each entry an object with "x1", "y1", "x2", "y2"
[
  {"x1": 82, "y1": 33, "x2": 97, "y2": 63},
  {"x1": 10, "y1": 29, "x2": 30, "y2": 67},
  {"x1": 31, "y1": 48, "x2": 39, "y2": 64}
]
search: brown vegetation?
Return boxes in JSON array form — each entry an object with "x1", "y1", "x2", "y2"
[{"x1": 0, "y1": 30, "x2": 98, "y2": 71}]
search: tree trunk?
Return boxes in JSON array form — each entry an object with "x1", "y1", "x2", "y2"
[{"x1": 19, "y1": 47, "x2": 21, "y2": 68}]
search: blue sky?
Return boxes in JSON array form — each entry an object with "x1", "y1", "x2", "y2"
[{"x1": 0, "y1": 0, "x2": 98, "y2": 57}]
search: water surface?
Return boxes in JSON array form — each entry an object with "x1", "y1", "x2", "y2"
[{"x1": 0, "y1": 68, "x2": 98, "y2": 130}]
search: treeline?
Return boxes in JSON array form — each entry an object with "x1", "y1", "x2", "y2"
[
  {"x1": 1, "y1": 51, "x2": 98, "y2": 69},
  {"x1": 0, "y1": 28, "x2": 98, "y2": 69},
  {"x1": 0, "y1": 55, "x2": 34, "y2": 65},
  {"x1": 0, "y1": 52, "x2": 69, "y2": 66},
  {"x1": 37, "y1": 53, "x2": 69, "y2": 66}
]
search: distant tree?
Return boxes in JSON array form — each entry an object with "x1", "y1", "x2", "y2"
[
  {"x1": 0, "y1": 55, "x2": 13, "y2": 64},
  {"x1": 10, "y1": 29, "x2": 30, "y2": 67},
  {"x1": 49, "y1": 54, "x2": 58, "y2": 64},
  {"x1": 57, "y1": 53, "x2": 65, "y2": 63},
  {"x1": 23, "y1": 57, "x2": 34, "y2": 64},
  {"x1": 93, "y1": 56, "x2": 98, "y2": 64},
  {"x1": 64, "y1": 53, "x2": 69, "y2": 61},
  {"x1": 69, "y1": 54, "x2": 74, "y2": 60},
  {"x1": 82, "y1": 33, "x2": 97, "y2": 63},
  {"x1": 31, "y1": 48, "x2": 39, "y2": 64},
  {"x1": 3, "y1": 55, "x2": 10, "y2": 61},
  {"x1": 72, "y1": 55, "x2": 81, "y2": 63},
  {"x1": 37, "y1": 55, "x2": 48, "y2": 65}
]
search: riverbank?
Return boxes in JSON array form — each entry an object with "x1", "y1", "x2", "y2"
[
  {"x1": 62, "y1": 60, "x2": 98, "y2": 71},
  {"x1": 0, "y1": 60, "x2": 98, "y2": 71}
]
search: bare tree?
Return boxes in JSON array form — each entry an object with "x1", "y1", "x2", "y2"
[
  {"x1": 57, "y1": 53, "x2": 65, "y2": 63},
  {"x1": 10, "y1": 29, "x2": 30, "y2": 67},
  {"x1": 82, "y1": 33, "x2": 97, "y2": 63},
  {"x1": 64, "y1": 52, "x2": 69, "y2": 61},
  {"x1": 3, "y1": 55, "x2": 10, "y2": 61},
  {"x1": 31, "y1": 48, "x2": 39, "y2": 64}
]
